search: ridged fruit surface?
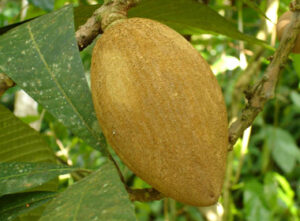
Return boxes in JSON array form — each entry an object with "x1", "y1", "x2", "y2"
[
  {"x1": 276, "y1": 11, "x2": 300, "y2": 53},
  {"x1": 91, "y1": 18, "x2": 228, "y2": 206}
]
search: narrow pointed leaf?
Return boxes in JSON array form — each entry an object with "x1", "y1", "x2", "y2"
[
  {"x1": 0, "y1": 104, "x2": 55, "y2": 163},
  {"x1": 0, "y1": 5, "x2": 106, "y2": 152},
  {"x1": 128, "y1": 0, "x2": 271, "y2": 49},
  {"x1": 40, "y1": 160, "x2": 136, "y2": 221},
  {"x1": 0, "y1": 191, "x2": 57, "y2": 221},
  {"x1": 0, "y1": 162, "x2": 76, "y2": 196},
  {"x1": 241, "y1": 0, "x2": 272, "y2": 22},
  {"x1": 0, "y1": 104, "x2": 58, "y2": 218}
]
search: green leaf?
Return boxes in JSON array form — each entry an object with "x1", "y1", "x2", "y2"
[
  {"x1": 0, "y1": 5, "x2": 106, "y2": 152},
  {"x1": 128, "y1": 0, "x2": 270, "y2": 49},
  {"x1": 0, "y1": 104, "x2": 55, "y2": 163},
  {"x1": 0, "y1": 191, "x2": 56, "y2": 221},
  {"x1": 290, "y1": 91, "x2": 300, "y2": 108},
  {"x1": 265, "y1": 127, "x2": 300, "y2": 173},
  {"x1": 1, "y1": 1, "x2": 270, "y2": 49},
  {"x1": 263, "y1": 172, "x2": 297, "y2": 216},
  {"x1": 0, "y1": 162, "x2": 76, "y2": 196},
  {"x1": 28, "y1": 0, "x2": 55, "y2": 12},
  {"x1": 291, "y1": 54, "x2": 300, "y2": 79},
  {"x1": 40, "y1": 160, "x2": 136, "y2": 221},
  {"x1": 241, "y1": 0, "x2": 272, "y2": 22},
  {"x1": 274, "y1": 173, "x2": 295, "y2": 206},
  {"x1": 19, "y1": 115, "x2": 41, "y2": 124},
  {"x1": 263, "y1": 172, "x2": 278, "y2": 209},
  {"x1": 0, "y1": 104, "x2": 57, "y2": 218},
  {"x1": 244, "y1": 180, "x2": 272, "y2": 221}
]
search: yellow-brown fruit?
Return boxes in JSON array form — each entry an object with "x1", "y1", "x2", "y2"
[
  {"x1": 91, "y1": 18, "x2": 228, "y2": 206},
  {"x1": 276, "y1": 11, "x2": 300, "y2": 53}
]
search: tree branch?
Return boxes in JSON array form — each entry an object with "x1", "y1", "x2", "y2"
[
  {"x1": 127, "y1": 188, "x2": 164, "y2": 202},
  {"x1": 228, "y1": 2, "x2": 300, "y2": 150},
  {"x1": 75, "y1": 0, "x2": 139, "y2": 51}
]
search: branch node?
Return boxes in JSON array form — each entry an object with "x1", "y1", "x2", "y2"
[
  {"x1": 290, "y1": 2, "x2": 300, "y2": 11},
  {"x1": 76, "y1": 0, "x2": 140, "y2": 50},
  {"x1": 127, "y1": 187, "x2": 164, "y2": 202},
  {"x1": 244, "y1": 87, "x2": 253, "y2": 100},
  {"x1": 267, "y1": 55, "x2": 273, "y2": 61},
  {"x1": 228, "y1": 9, "x2": 300, "y2": 150}
]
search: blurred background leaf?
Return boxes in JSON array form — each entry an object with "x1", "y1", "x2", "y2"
[
  {"x1": 241, "y1": 0, "x2": 271, "y2": 22},
  {"x1": 265, "y1": 126, "x2": 300, "y2": 173},
  {"x1": 28, "y1": 0, "x2": 55, "y2": 12},
  {"x1": 243, "y1": 180, "x2": 271, "y2": 221}
]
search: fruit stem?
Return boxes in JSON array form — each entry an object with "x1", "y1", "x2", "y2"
[
  {"x1": 127, "y1": 188, "x2": 164, "y2": 202},
  {"x1": 76, "y1": 0, "x2": 139, "y2": 50},
  {"x1": 108, "y1": 152, "x2": 165, "y2": 202}
]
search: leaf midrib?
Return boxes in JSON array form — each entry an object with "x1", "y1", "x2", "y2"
[
  {"x1": 26, "y1": 24, "x2": 101, "y2": 149},
  {"x1": 0, "y1": 167, "x2": 74, "y2": 181},
  {"x1": 0, "y1": 193, "x2": 56, "y2": 213}
]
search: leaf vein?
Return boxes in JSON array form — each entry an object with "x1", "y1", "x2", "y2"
[
  {"x1": 26, "y1": 24, "x2": 101, "y2": 149},
  {"x1": 0, "y1": 167, "x2": 74, "y2": 180}
]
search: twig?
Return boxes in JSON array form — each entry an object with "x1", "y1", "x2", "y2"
[
  {"x1": 108, "y1": 153, "x2": 126, "y2": 184},
  {"x1": 108, "y1": 153, "x2": 165, "y2": 202},
  {"x1": 233, "y1": 126, "x2": 252, "y2": 184},
  {"x1": 222, "y1": 151, "x2": 233, "y2": 220},
  {"x1": 164, "y1": 198, "x2": 169, "y2": 221},
  {"x1": 0, "y1": 73, "x2": 15, "y2": 97},
  {"x1": 228, "y1": 3, "x2": 300, "y2": 150}
]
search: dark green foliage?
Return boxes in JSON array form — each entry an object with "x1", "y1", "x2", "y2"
[
  {"x1": 0, "y1": 192, "x2": 57, "y2": 221},
  {"x1": 40, "y1": 160, "x2": 136, "y2": 221},
  {"x1": 0, "y1": 0, "x2": 299, "y2": 220}
]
